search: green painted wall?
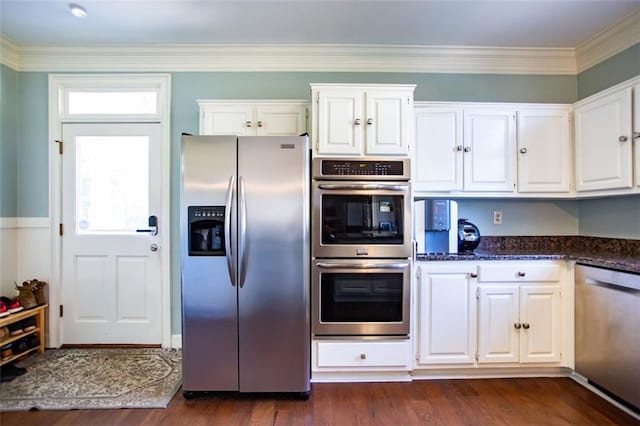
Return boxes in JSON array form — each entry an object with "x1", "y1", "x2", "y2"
[
  {"x1": 0, "y1": 65, "x2": 18, "y2": 217},
  {"x1": 577, "y1": 42, "x2": 640, "y2": 100}
]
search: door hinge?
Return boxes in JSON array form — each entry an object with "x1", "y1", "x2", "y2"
[
  {"x1": 475, "y1": 353, "x2": 479, "y2": 361},
  {"x1": 305, "y1": 108, "x2": 309, "y2": 120},
  {"x1": 55, "y1": 139, "x2": 63, "y2": 155},
  {"x1": 59, "y1": 304, "x2": 63, "y2": 317},
  {"x1": 316, "y1": 93, "x2": 319, "y2": 103},
  {"x1": 59, "y1": 223, "x2": 64, "y2": 236},
  {"x1": 315, "y1": 141, "x2": 319, "y2": 151},
  {"x1": 476, "y1": 287, "x2": 480, "y2": 299}
]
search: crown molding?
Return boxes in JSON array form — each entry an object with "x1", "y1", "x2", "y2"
[
  {"x1": 0, "y1": 35, "x2": 20, "y2": 70},
  {"x1": 576, "y1": 9, "x2": 640, "y2": 73},
  {"x1": 6, "y1": 44, "x2": 576, "y2": 74}
]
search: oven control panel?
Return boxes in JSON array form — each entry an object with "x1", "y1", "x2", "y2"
[{"x1": 314, "y1": 158, "x2": 410, "y2": 180}]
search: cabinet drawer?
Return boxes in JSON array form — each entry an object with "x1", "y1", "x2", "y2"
[
  {"x1": 316, "y1": 341, "x2": 411, "y2": 368},
  {"x1": 478, "y1": 264, "x2": 560, "y2": 282}
]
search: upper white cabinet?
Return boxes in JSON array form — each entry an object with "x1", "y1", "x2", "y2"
[
  {"x1": 517, "y1": 107, "x2": 572, "y2": 193},
  {"x1": 463, "y1": 108, "x2": 517, "y2": 192},
  {"x1": 634, "y1": 83, "x2": 640, "y2": 187},
  {"x1": 198, "y1": 100, "x2": 307, "y2": 136},
  {"x1": 414, "y1": 103, "x2": 572, "y2": 195},
  {"x1": 311, "y1": 84, "x2": 415, "y2": 156},
  {"x1": 574, "y1": 87, "x2": 633, "y2": 191}
]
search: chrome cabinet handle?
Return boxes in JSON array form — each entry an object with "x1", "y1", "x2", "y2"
[
  {"x1": 470, "y1": 273, "x2": 478, "y2": 278},
  {"x1": 514, "y1": 323, "x2": 522, "y2": 329},
  {"x1": 633, "y1": 132, "x2": 640, "y2": 139},
  {"x1": 225, "y1": 176, "x2": 236, "y2": 287},
  {"x1": 619, "y1": 136, "x2": 628, "y2": 142},
  {"x1": 456, "y1": 145, "x2": 463, "y2": 151},
  {"x1": 520, "y1": 147, "x2": 528, "y2": 154},
  {"x1": 517, "y1": 271, "x2": 526, "y2": 277},
  {"x1": 238, "y1": 177, "x2": 247, "y2": 288},
  {"x1": 245, "y1": 121, "x2": 252, "y2": 128},
  {"x1": 522, "y1": 323, "x2": 530, "y2": 330},
  {"x1": 366, "y1": 118, "x2": 373, "y2": 125},
  {"x1": 354, "y1": 118, "x2": 361, "y2": 126},
  {"x1": 464, "y1": 146, "x2": 471, "y2": 152},
  {"x1": 257, "y1": 121, "x2": 263, "y2": 128},
  {"x1": 360, "y1": 353, "x2": 367, "y2": 360}
]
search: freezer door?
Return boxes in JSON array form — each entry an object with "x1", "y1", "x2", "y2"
[
  {"x1": 237, "y1": 136, "x2": 311, "y2": 392},
  {"x1": 181, "y1": 135, "x2": 239, "y2": 391}
]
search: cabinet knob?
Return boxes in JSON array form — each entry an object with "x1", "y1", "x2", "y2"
[
  {"x1": 514, "y1": 323, "x2": 522, "y2": 329},
  {"x1": 366, "y1": 118, "x2": 373, "y2": 125},
  {"x1": 257, "y1": 121, "x2": 263, "y2": 128},
  {"x1": 520, "y1": 147, "x2": 528, "y2": 154},
  {"x1": 360, "y1": 353, "x2": 367, "y2": 360},
  {"x1": 456, "y1": 145, "x2": 463, "y2": 151},
  {"x1": 463, "y1": 146, "x2": 471, "y2": 153},
  {"x1": 633, "y1": 132, "x2": 640, "y2": 139},
  {"x1": 618, "y1": 136, "x2": 628, "y2": 142},
  {"x1": 517, "y1": 271, "x2": 526, "y2": 277},
  {"x1": 522, "y1": 323, "x2": 530, "y2": 330},
  {"x1": 470, "y1": 273, "x2": 478, "y2": 278},
  {"x1": 354, "y1": 118, "x2": 361, "y2": 126},
  {"x1": 245, "y1": 121, "x2": 252, "y2": 128}
]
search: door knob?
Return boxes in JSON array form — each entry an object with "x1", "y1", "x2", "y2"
[{"x1": 150, "y1": 244, "x2": 158, "y2": 252}]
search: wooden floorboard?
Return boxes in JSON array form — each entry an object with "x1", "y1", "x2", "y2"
[{"x1": 0, "y1": 378, "x2": 638, "y2": 425}]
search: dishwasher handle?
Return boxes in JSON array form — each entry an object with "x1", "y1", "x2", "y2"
[{"x1": 577, "y1": 264, "x2": 640, "y2": 292}]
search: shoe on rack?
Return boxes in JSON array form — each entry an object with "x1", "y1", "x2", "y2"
[
  {"x1": 20, "y1": 318, "x2": 36, "y2": 333},
  {"x1": 15, "y1": 282, "x2": 37, "y2": 309},
  {"x1": 0, "y1": 297, "x2": 24, "y2": 314},
  {"x1": 7, "y1": 322, "x2": 24, "y2": 337},
  {"x1": 1, "y1": 343, "x2": 12, "y2": 360},
  {"x1": 12, "y1": 338, "x2": 29, "y2": 355},
  {"x1": 25, "y1": 334, "x2": 40, "y2": 349},
  {"x1": 34, "y1": 280, "x2": 47, "y2": 305},
  {"x1": 0, "y1": 327, "x2": 9, "y2": 342},
  {"x1": 0, "y1": 302, "x2": 8, "y2": 318}
]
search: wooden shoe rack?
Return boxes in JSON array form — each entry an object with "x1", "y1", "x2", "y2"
[{"x1": 0, "y1": 304, "x2": 47, "y2": 366}]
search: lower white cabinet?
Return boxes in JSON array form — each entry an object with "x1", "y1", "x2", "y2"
[
  {"x1": 416, "y1": 260, "x2": 567, "y2": 370},
  {"x1": 315, "y1": 340, "x2": 412, "y2": 370}
]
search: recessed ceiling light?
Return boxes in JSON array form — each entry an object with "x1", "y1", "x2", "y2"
[{"x1": 69, "y1": 3, "x2": 87, "y2": 18}]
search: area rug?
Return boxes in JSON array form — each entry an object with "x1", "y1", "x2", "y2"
[{"x1": 0, "y1": 348, "x2": 182, "y2": 411}]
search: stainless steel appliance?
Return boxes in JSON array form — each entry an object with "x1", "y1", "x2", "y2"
[
  {"x1": 414, "y1": 199, "x2": 458, "y2": 254},
  {"x1": 312, "y1": 158, "x2": 412, "y2": 259},
  {"x1": 457, "y1": 218, "x2": 481, "y2": 254},
  {"x1": 575, "y1": 264, "x2": 640, "y2": 412},
  {"x1": 181, "y1": 135, "x2": 310, "y2": 397},
  {"x1": 312, "y1": 158, "x2": 411, "y2": 337}
]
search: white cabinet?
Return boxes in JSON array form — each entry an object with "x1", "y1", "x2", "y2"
[
  {"x1": 574, "y1": 87, "x2": 633, "y2": 191},
  {"x1": 311, "y1": 84, "x2": 415, "y2": 156},
  {"x1": 315, "y1": 340, "x2": 412, "y2": 369},
  {"x1": 416, "y1": 264, "x2": 477, "y2": 365},
  {"x1": 516, "y1": 107, "x2": 572, "y2": 193},
  {"x1": 634, "y1": 83, "x2": 640, "y2": 187},
  {"x1": 477, "y1": 263, "x2": 562, "y2": 364},
  {"x1": 198, "y1": 100, "x2": 307, "y2": 136}
]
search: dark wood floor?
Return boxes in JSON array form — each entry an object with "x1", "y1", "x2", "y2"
[{"x1": 1, "y1": 378, "x2": 638, "y2": 425}]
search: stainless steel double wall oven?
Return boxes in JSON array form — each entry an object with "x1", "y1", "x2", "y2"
[{"x1": 312, "y1": 158, "x2": 412, "y2": 337}]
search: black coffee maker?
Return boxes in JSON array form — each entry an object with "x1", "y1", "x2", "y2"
[{"x1": 457, "y1": 218, "x2": 481, "y2": 254}]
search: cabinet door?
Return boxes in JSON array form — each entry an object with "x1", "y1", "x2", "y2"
[
  {"x1": 316, "y1": 89, "x2": 363, "y2": 155},
  {"x1": 255, "y1": 105, "x2": 307, "y2": 137},
  {"x1": 477, "y1": 284, "x2": 519, "y2": 363},
  {"x1": 417, "y1": 268, "x2": 476, "y2": 364},
  {"x1": 519, "y1": 285, "x2": 561, "y2": 363},
  {"x1": 414, "y1": 108, "x2": 463, "y2": 191},
  {"x1": 575, "y1": 87, "x2": 633, "y2": 191},
  {"x1": 463, "y1": 109, "x2": 516, "y2": 192},
  {"x1": 365, "y1": 90, "x2": 410, "y2": 155},
  {"x1": 200, "y1": 105, "x2": 254, "y2": 136},
  {"x1": 634, "y1": 84, "x2": 640, "y2": 187},
  {"x1": 517, "y1": 109, "x2": 571, "y2": 193}
]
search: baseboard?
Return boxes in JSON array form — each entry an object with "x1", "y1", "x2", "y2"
[{"x1": 171, "y1": 334, "x2": 182, "y2": 349}]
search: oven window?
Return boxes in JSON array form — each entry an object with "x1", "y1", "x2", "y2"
[
  {"x1": 321, "y1": 195, "x2": 404, "y2": 245},
  {"x1": 320, "y1": 273, "x2": 403, "y2": 323}
]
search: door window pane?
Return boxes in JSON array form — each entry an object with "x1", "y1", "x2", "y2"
[
  {"x1": 68, "y1": 92, "x2": 157, "y2": 115},
  {"x1": 76, "y1": 136, "x2": 149, "y2": 233}
]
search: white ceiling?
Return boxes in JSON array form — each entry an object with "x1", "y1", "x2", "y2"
[{"x1": 1, "y1": 0, "x2": 639, "y2": 48}]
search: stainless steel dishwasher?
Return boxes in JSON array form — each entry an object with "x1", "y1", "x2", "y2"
[{"x1": 575, "y1": 264, "x2": 640, "y2": 411}]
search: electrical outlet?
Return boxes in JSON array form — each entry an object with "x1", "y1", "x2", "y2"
[{"x1": 493, "y1": 210, "x2": 503, "y2": 225}]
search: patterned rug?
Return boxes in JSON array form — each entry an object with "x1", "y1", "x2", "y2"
[{"x1": 0, "y1": 348, "x2": 182, "y2": 411}]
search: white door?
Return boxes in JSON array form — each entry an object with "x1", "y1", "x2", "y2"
[
  {"x1": 477, "y1": 284, "x2": 519, "y2": 363},
  {"x1": 463, "y1": 109, "x2": 516, "y2": 192},
  {"x1": 519, "y1": 285, "x2": 561, "y2": 363},
  {"x1": 61, "y1": 123, "x2": 162, "y2": 344},
  {"x1": 365, "y1": 90, "x2": 409, "y2": 155},
  {"x1": 574, "y1": 87, "x2": 633, "y2": 191},
  {"x1": 414, "y1": 108, "x2": 463, "y2": 191},
  {"x1": 417, "y1": 268, "x2": 476, "y2": 365},
  {"x1": 316, "y1": 89, "x2": 363, "y2": 155}
]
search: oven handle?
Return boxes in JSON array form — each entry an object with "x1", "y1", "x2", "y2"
[
  {"x1": 316, "y1": 262, "x2": 409, "y2": 270},
  {"x1": 317, "y1": 184, "x2": 408, "y2": 191}
]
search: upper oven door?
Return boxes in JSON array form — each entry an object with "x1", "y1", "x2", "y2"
[{"x1": 313, "y1": 181, "x2": 412, "y2": 258}]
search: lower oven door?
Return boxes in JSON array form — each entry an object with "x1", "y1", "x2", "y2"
[{"x1": 312, "y1": 259, "x2": 410, "y2": 337}]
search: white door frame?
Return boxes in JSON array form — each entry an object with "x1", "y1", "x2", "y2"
[{"x1": 48, "y1": 74, "x2": 172, "y2": 348}]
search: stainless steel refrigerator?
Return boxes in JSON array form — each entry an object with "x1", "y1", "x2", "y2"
[{"x1": 180, "y1": 135, "x2": 310, "y2": 397}]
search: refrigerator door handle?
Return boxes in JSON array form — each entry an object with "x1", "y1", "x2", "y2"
[
  {"x1": 238, "y1": 176, "x2": 248, "y2": 288},
  {"x1": 225, "y1": 176, "x2": 236, "y2": 286}
]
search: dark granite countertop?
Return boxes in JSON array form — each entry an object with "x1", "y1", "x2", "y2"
[{"x1": 415, "y1": 236, "x2": 640, "y2": 275}]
